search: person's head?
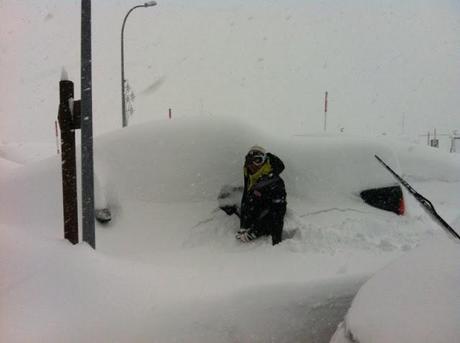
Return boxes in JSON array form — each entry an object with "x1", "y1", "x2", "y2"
[{"x1": 245, "y1": 145, "x2": 267, "y2": 174}]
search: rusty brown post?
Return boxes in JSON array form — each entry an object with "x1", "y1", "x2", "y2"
[{"x1": 58, "y1": 80, "x2": 79, "y2": 245}]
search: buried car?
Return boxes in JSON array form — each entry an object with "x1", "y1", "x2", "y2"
[{"x1": 330, "y1": 232, "x2": 460, "y2": 343}]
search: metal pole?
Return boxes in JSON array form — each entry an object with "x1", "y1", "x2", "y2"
[
  {"x1": 121, "y1": 2, "x2": 158, "y2": 127},
  {"x1": 121, "y1": 5, "x2": 143, "y2": 128},
  {"x1": 81, "y1": 0, "x2": 95, "y2": 249}
]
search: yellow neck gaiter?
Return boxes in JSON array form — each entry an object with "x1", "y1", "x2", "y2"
[{"x1": 245, "y1": 160, "x2": 272, "y2": 191}]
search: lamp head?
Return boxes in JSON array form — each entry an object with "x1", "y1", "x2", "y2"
[{"x1": 144, "y1": 1, "x2": 157, "y2": 7}]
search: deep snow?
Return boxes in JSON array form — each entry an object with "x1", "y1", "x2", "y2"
[{"x1": 1, "y1": 117, "x2": 460, "y2": 342}]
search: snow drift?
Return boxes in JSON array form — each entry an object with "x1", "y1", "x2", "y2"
[
  {"x1": 1, "y1": 116, "x2": 459, "y2": 342},
  {"x1": 331, "y1": 236, "x2": 460, "y2": 343},
  {"x1": 0, "y1": 117, "x2": 401, "y2": 227}
]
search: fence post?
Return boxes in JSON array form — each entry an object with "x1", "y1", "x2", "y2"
[{"x1": 58, "y1": 80, "x2": 79, "y2": 245}]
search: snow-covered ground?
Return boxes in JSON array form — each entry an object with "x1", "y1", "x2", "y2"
[{"x1": 1, "y1": 117, "x2": 460, "y2": 342}]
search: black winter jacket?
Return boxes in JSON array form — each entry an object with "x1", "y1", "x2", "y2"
[{"x1": 240, "y1": 153, "x2": 287, "y2": 245}]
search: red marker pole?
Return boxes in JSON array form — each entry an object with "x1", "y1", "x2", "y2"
[{"x1": 323, "y1": 91, "x2": 328, "y2": 132}]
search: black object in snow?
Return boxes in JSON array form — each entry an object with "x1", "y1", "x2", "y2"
[{"x1": 360, "y1": 185, "x2": 404, "y2": 215}]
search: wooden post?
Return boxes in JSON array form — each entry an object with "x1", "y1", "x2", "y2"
[{"x1": 58, "y1": 80, "x2": 79, "y2": 245}]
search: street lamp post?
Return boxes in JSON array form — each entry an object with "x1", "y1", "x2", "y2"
[{"x1": 121, "y1": 1, "x2": 157, "y2": 128}]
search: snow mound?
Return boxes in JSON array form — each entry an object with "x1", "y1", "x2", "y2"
[
  {"x1": 331, "y1": 237, "x2": 460, "y2": 343},
  {"x1": 94, "y1": 118, "x2": 403, "y2": 204},
  {"x1": 0, "y1": 117, "x2": 437, "y2": 255},
  {"x1": 2, "y1": 116, "x2": 459, "y2": 343}
]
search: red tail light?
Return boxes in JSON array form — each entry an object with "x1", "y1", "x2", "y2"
[{"x1": 398, "y1": 197, "x2": 405, "y2": 215}]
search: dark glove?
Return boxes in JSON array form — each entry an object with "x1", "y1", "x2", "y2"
[{"x1": 220, "y1": 205, "x2": 237, "y2": 216}]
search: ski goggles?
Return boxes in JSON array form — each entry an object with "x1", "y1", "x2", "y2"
[{"x1": 245, "y1": 151, "x2": 266, "y2": 166}]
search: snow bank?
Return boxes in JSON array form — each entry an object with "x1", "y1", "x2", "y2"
[
  {"x1": 1, "y1": 116, "x2": 421, "y2": 254},
  {"x1": 0, "y1": 116, "x2": 399, "y2": 228},
  {"x1": 1, "y1": 116, "x2": 458, "y2": 342},
  {"x1": 331, "y1": 237, "x2": 460, "y2": 343},
  {"x1": 94, "y1": 117, "x2": 401, "y2": 204},
  {"x1": 0, "y1": 222, "x2": 368, "y2": 343}
]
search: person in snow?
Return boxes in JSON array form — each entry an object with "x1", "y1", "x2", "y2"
[{"x1": 236, "y1": 146, "x2": 287, "y2": 245}]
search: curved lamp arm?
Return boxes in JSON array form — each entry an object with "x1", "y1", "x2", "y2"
[{"x1": 121, "y1": 1, "x2": 158, "y2": 127}]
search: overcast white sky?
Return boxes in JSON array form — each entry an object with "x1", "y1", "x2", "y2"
[{"x1": 1, "y1": 0, "x2": 459, "y2": 143}]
